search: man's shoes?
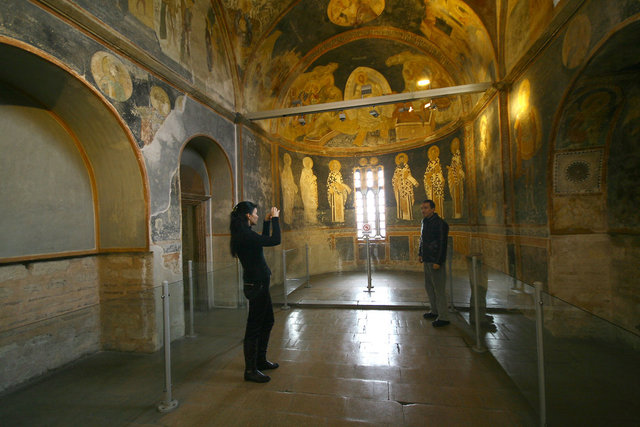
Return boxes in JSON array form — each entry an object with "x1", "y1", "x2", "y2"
[
  {"x1": 432, "y1": 320, "x2": 450, "y2": 327},
  {"x1": 423, "y1": 312, "x2": 438, "y2": 320},
  {"x1": 244, "y1": 369, "x2": 270, "y2": 383},
  {"x1": 257, "y1": 360, "x2": 279, "y2": 370}
]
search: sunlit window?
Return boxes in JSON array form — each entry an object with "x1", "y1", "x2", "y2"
[{"x1": 354, "y1": 165, "x2": 385, "y2": 239}]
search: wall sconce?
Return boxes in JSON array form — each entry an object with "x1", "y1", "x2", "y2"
[
  {"x1": 369, "y1": 108, "x2": 379, "y2": 118},
  {"x1": 361, "y1": 84, "x2": 372, "y2": 96},
  {"x1": 298, "y1": 115, "x2": 306, "y2": 125},
  {"x1": 339, "y1": 111, "x2": 346, "y2": 121}
]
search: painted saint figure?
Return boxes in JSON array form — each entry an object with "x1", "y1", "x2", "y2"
[
  {"x1": 424, "y1": 145, "x2": 445, "y2": 218},
  {"x1": 446, "y1": 138, "x2": 465, "y2": 219},
  {"x1": 280, "y1": 153, "x2": 298, "y2": 224},
  {"x1": 327, "y1": 160, "x2": 351, "y2": 222},
  {"x1": 514, "y1": 79, "x2": 542, "y2": 212},
  {"x1": 300, "y1": 157, "x2": 318, "y2": 223},
  {"x1": 392, "y1": 153, "x2": 419, "y2": 220}
]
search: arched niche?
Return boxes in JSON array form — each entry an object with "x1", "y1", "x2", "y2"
[
  {"x1": 0, "y1": 40, "x2": 148, "y2": 261},
  {"x1": 180, "y1": 135, "x2": 235, "y2": 307},
  {"x1": 550, "y1": 19, "x2": 640, "y2": 234},
  {"x1": 547, "y1": 18, "x2": 640, "y2": 335}
]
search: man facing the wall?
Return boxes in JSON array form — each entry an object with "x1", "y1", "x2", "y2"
[{"x1": 418, "y1": 199, "x2": 450, "y2": 327}]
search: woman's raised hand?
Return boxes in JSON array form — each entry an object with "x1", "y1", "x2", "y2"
[{"x1": 271, "y1": 207, "x2": 280, "y2": 218}]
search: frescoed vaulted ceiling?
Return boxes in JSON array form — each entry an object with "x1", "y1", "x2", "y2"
[{"x1": 219, "y1": 0, "x2": 498, "y2": 153}]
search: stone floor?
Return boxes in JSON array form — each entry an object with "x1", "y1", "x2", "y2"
[
  {"x1": 1, "y1": 267, "x2": 637, "y2": 426},
  {"x1": 0, "y1": 293, "x2": 537, "y2": 426}
]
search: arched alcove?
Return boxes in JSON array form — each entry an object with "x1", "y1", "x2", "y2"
[
  {"x1": 0, "y1": 39, "x2": 151, "y2": 391},
  {"x1": 0, "y1": 40, "x2": 148, "y2": 262},
  {"x1": 180, "y1": 135, "x2": 235, "y2": 308},
  {"x1": 548, "y1": 19, "x2": 640, "y2": 334}
]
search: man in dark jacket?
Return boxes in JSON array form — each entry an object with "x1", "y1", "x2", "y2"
[{"x1": 418, "y1": 199, "x2": 450, "y2": 327}]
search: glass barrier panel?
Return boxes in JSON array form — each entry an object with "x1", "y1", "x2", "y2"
[
  {"x1": 541, "y1": 291, "x2": 640, "y2": 425},
  {"x1": 450, "y1": 250, "x2": 540, "y2": 416}
]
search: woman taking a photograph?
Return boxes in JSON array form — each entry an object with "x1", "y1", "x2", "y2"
[{"x1": 230, "y1": 201, "x2": 281, "y2": 383}]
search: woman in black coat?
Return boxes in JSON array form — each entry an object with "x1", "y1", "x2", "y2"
[{"x1": 230, "y1": 201, "x2": 281, "y2": 383}]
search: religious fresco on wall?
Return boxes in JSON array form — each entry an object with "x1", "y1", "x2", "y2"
[
  {"x1": 475, "y1": 98, "x2": 502, "y2": 224},
  {"x1": 419, "y1": 0, "x2": 496, "y2": 82},
  {"x1": 327, "y1": 160, "x2": 352, "y2": 222},
  {"x1": 272, "y1": 47, "x2": 462, "y2": 149},
  {"x1": 556, "y1": 86, "x2": 622, "y2": 150},
  {"x1": 446, "y1": 137, "x2": 465, "y2": 219},
  {"x1": 89, "y1": 49, "x2": 181, "y2": 149},
  {"x1": 277, "y1": 129, "x2": 466, "y2": 231},
  {"x1": 280, "y1": 153, "x2": 298, "y2": 224},
  {"x1": 391, "y1": 153, "x2": 419, "y2": 221},
  {"x1": 511, "y1": 79, "x2": 544, "y2": 221},
  {"x1": 562, "y1": 14, "x2": 591, "y2": 70},
  {"x1": 608, "y1": 80, "x2": 640, "y2": 230},
  {"x1": 507, "y1": 68, "x2": 557, "y2": 225},
  {"x1": 134, "y1": 86, "x2": 172, "y2": 146},
  {"x1": 327, "y1": 0, "x2": 385, "y2": 27},
  {"x1": 74, "y1": 0, "x2": 234, "y2": 108},
  {"x1": 505, "y1": 0, "x2": 555, "y2": 72},
  {"x1": 244, "y1": 0, "x2": 495, "y2": 150},
  {"x1": 300, "y1": 157, "x2": 319, "y2": 224},
  {"x1": 242, "y1": 131, "x2": 273, "y2": 215},
  {"x1": 220, "y1": 0, "x2": 290, "y2": 71},
  {"x1": 423, "y1": 145, "x2": 445, "y2": 217},
  {"x1": 91, "y1": 52, "x2": 133, "y2": 102}
]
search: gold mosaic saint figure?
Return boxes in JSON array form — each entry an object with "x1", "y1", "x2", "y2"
[
  {"x1": 392, "y1": 153, "x2": 419, "y2": 220},
  {"x1": 327, "y1": 160, "x2": 351, "y2": 222},
  {"x1": 424, "y1": 145, "x2": 445, "y2": 217},
  {"x1": 446, "y1": 138, "x2": 465, "y2": 219},
  {"x1": 280, "y1": 153, "x2": 298, "y2": 224},
  {"x1": 300, "y1": 157, "x2": 318, "y2": 223}
]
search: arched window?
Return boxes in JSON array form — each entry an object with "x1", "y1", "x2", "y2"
[{"x1": 354, "y1": 163, "x2": 385, "y2": 239}]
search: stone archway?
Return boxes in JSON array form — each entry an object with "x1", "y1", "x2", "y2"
[{"x1": 180, "y1": 135, "x2": 235, "y2": 308}]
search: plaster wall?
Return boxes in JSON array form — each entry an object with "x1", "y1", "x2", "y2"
[{"x1": 0, "y1": 92, "x2": 95, "y2": 258}]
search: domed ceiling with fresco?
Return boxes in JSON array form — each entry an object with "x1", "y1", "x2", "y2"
[{"x1": 223, "y1": 0, "x2": 497, "y2": 153}]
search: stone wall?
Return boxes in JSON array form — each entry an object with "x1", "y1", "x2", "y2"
[
  {"x1": 0, "y1": 258, "x2": 101, "y2": 392},
  {"x1": 98, "y1": 252, "x2": 161, "y2": 352}
]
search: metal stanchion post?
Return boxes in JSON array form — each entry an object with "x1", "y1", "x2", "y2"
[
  {"x1": 282, "y1": 249, "x2": 290, "y2": 309},
  {"x1": 471, "y1": 256, "x2": 486, "y2": 353},
  {"x1": 364, "y1": 234, "x2": 374, "y2": 293},
  {"x1": 187, "y1": 260, "x2": 196, "y2": 338},
  {"x1": 305, "y1": 244, "x2": 311, "y2": 288},
  {"x1": 157, "y1": 280, "x2": 178, "y2": 412},
  {"x1": 448, "y1": 243, "x2": 454, "y2": 312},
  {"x1": 534, "y1": 281, "x2": 547, "y2": 427}
]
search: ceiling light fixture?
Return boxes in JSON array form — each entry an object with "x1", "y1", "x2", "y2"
[{"x1": 417, "y1": 79, "x2": 430, "y2": 87}]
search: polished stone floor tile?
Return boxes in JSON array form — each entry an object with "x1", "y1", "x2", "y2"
[{"x1": 1, "y1": 302, "x2": 540, "y2": 426}]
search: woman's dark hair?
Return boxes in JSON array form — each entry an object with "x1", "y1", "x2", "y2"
[{"x1": 230, "y1": 201, "x2": 257, "y2": 257}]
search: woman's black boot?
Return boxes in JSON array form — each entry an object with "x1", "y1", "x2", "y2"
[
  {"x1": 256, "y1": 329, "x2": 279, "y2": 370},
  {"x1": 244, "y1": 339, "x2": 270, "y2": 383}
]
